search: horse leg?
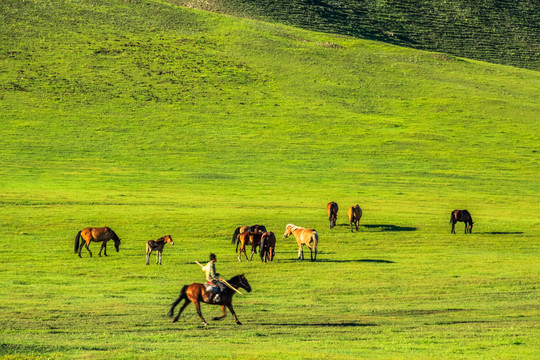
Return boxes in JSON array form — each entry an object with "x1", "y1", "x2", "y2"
[
  {"x1": 298, "y1": 244, "x2": 304, "y2": 260},
  {"x1": 193, "y1": 301, "x2": 209, "y2": 326},
  {"x1": 83, "y1": 241, "x2": 92, "y2": 257},
  {"x1": 451, "y1": 222, "x2": 456, "y2": 234},
  {"x1": 157, "y1": 250, "x2": 161, "y2": 265},
  {"x1": 212, "y1": 305, "x2": 227, "y2": 321},
  {"x1": 146, "y1": 249, "x2": 151, "y2": 265},
  {"x1": 99, "y1": 242, "x2": 106, "y2": 257},
  {"x1": 172, "y1": 299, "x2": 191, "y2": 323},
  {"x1": 227, "y1": 304, "x2": 242, "y2": 325},
  {"x1": 350, "y1": 221, "x2": 354, "y2": 232},
  {"x1": 78, "y1": 242, "x2": 86, "y2": 258},
  {"x1": 355, "y1": 220, "x2": 359, "y2": 231}
]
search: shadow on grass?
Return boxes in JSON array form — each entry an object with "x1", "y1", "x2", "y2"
[
  {"x1": 362, "y1": 224, "x2": 417, "y2": 232},
  {"x1": 278, "y1": 258, "x2": 394, "y2": 264},
  {"x1": 259, "y1": 322, "x2": 377, "y2": 327},
  {"x1": 482, "y1": 231, "x2": 524, "y2": 235}
]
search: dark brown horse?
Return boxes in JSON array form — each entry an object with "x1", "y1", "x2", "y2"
[
  {"x1": 450, "y1": 210, "x2": 474, "y2": 234},
  {"x1": 169, "y1": 274, "x2": 252, "y2": 326},
  {"x1": 74, "y1": 227, "x2": 121, "y2": 258},
  {"x1": 236, "y1": 231, "x2": 262, "y2": 261},
  {"x1": 327, "y1": 202, "x2": 339, "y2": 229},
  {"x1": 260, "y1": 232, "x2": 276, "y2": 262},
  {"x1": 146, "y1": 235, "x2": 174, "y2": 265},
  {"x1": 348, "y1": 205, "x2": 362, "y2": 232}
]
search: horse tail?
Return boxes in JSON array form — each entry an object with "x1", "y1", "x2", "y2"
[
  {"x1": 74, "y1": 231, "x2": 82, "y2": 253},
  {"x1": 450, "y1": 211, "x2": 454, "y2": 224},
  {"x1": 312, "y1": 231, "x2": 319, "y2": 253},
  {"x1": 232, "y1": 227, "x2": 240, "y2": 244},
  {"x1": 169, "y1": 285, "x2": 188, "y2": 318}
]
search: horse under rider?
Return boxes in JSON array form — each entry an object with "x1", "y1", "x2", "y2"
[{"x1": 202, "y1": 253, "x2": 226, "y2": 303}]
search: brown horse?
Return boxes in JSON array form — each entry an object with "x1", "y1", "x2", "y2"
[
  {"x1": 236, "y1": 231, "x2": 262, "y2": 261},
  {"x1": 327, "y1": 202, "x2": 339, "y2": 229},
  {"x1": 284, "y1": 224, "x2": 319, "y2": 261},
  {"x1": 260, "y1": 232, "x2": 276, "y2": 262},
  {"x1": 146, "y1": 235, "x2": 174, "y2": 265},
  {"x1": 74, "y1": 227, "x2": 121, "y2": 258},
  {"x1": 348, "y1": 205, "x2": 362, "y2": 232},
  {"x1": 169, "y1": 274, "x2": 252, "y2": 326},
  {"x1": 231, "y1": 225, "x2": 266, "y2": 244},
  {"x1": 231, "y1": 225, "x2": 249, "y2": 244},
  {"x1": 450, "y1": 210, "x2": 474, "y2": 234}
]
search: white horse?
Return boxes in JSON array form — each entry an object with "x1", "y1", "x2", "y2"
[{"x1": 284, "y1": 224, "x2": 319, "y2": 261}]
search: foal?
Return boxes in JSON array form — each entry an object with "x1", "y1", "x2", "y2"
[{"x1": 146, "y1": 235, "x2": 174, "y2": 265}]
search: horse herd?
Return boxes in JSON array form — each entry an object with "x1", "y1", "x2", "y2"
[
  {"x1": 73, "y1": 205, "x2": 474, "y2": 263},
  {"x1": 72, "y1": 205, "x2": 474, "y2": 325}
]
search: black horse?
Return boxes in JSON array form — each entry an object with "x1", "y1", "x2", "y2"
[{"x1": 450, "y1": 210, "x2": 474, "y2": 234}]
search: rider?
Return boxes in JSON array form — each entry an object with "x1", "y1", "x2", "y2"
[{"x1": 202, "y1": 253, "x2": 226, "y2": 303}]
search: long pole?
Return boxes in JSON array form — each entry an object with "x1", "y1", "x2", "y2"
[{"x1": 194, "y1": 261, "x2": 243, "y2": 294}]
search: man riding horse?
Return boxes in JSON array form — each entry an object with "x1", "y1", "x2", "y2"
[{"x1": 202, "y1": 253, "x2": 226, "y2": 303}]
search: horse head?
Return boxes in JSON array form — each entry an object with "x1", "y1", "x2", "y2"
[
  {"x1": 114, "y1": 238, "x2": 121, "y2": 252},
  {"x1": 165, "y1": 235, "x2": 174, "y2": 245},
  {"x1": 237, "y1": 274, "x2": 252, "y2": 293},
  {"x1": 284, "y1": 224, "x2": 295, "y2": 238}
]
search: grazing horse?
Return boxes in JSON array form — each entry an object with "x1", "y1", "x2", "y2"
[
  {"x1": 74, "y1": 227, "x2": 121, "y2": 258},
  {"x1": 450, "y1": 210, "x2": 474, "y2": 234},
  {"x1": 145, "y1": 235, "x2": 174, "y2": 265},
  {"x1": 236, "y1": 231, "x2": 262, "y2": 261},
  {"x1": 284, "y1": 224, "x2": 319, "y2": 261},
  {"x1": 348, "y1": 205, "x2": 362, "y2": 232},
  {"x1": 169, "y1": 274, "x2": 252, "y2": 326},
  {"x1": 260, "y1": 232, "x2": 276, "y2": 262},
  {"x1": 327, "y1": 202, "x2": 339, "y2": 229}
]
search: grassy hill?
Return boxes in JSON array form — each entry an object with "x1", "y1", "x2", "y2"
[
  {"x1": 0, "y1": 0, "x2": 539, "y2": 359},
  {"x1": 168, "y1": 0, "x2": 540, "y2": 70}
]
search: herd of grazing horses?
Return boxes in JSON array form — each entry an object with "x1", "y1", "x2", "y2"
[{"x1": 73, "y1": 205, "x2": 474, "y2": 325}]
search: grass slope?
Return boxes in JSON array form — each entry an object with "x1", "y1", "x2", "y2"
[
  {"x1": 168, "y1": 0, "x2": 540, "y2": 71},
  {"x1": 0, "y1": 0, "x2": 539, "y2": 359}
]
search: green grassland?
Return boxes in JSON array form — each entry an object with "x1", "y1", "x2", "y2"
[
  {"x1": 167, "y1": 0, "x2": 540, "y2": 71},
  {"x1": 0, "y1": 0, "x2": 539, "y2": 359}
]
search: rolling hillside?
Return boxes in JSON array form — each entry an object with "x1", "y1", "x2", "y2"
[
  {"x1": 169, "y1": 0, "x2": 540, "y2": 70},
  {"x1": 0, "y1": 0, "x2": 539, "y2": 359}
]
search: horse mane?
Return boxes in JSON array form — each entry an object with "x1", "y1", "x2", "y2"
[
  {"x1": 156, "y1": 235, "x2": 169, "y2": 242},
  {"x1": 286, "y1": 224, "x2": 302, "y2": 232},
  {"x1": 228, "y1": 274, "x2": 242, "y2": 283},
  {"x1": 108, "y1": 228, "x2": 120, "y2": 243}
]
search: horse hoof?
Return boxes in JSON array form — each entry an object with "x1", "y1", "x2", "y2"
[{"x1": 236, "y1": 321, "x2": 243, "y2": 325}]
